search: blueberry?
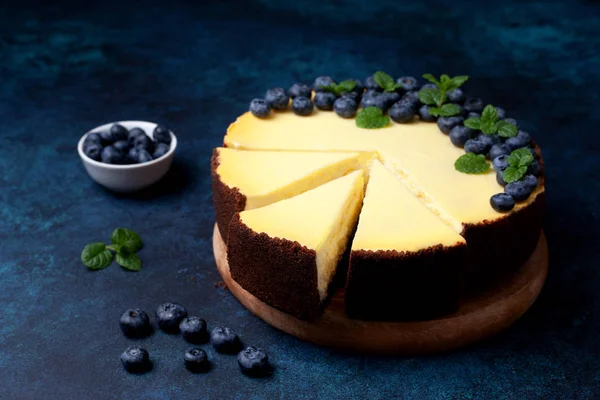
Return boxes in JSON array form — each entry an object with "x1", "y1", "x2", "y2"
[
  {"x1": 361, "y1": 93, "x2": 390, "y2": 112},
  {"x1": 265, "y1": 87, "x2": 289, "y2": 111},
  {"x1": 351, "y1": 79, "x2": 364, "y2": 94},
  {"x1": 340, "y1": 91, "x2": 361, "y2": 102},
  {"x1": 136, "y1": 149, "x2": 153, "y2": 164},
  {"x1": 237, "y1": 346, "x2": 270, "y2": 377},
  {"x1": 101, "y1": 146, "x2": 126, "y2": 164},
  {"x1": 155, "y1": 302, "x2": 188, "y2": 333},
  {"x1": 503, "y1": 118, "x2": 519, "y2": 129},
  {"x1": 128, "y1": 127, "x2": 146, "y2": 146},
  {"x1": 153, "y1": 143, "x2": 170, "y2": 159},
  {"x1": 119, "y1": 308, "x2": 151, "y2": 338},
  {"x1": 527, "y1": 160, "x2": 542, "y2": 176},
  {"x1": 493, "y1": 155, "x2": 510, "y2": 171},
  {"x1": 505, "y1": 180, "x2": 533, "y2": 202},
  {"x1": 183, "y1": 348, "x2": 209, "y2": 372},
  {"x1": 110, "y1": 124, "x2": 129, "y2": 142},
  {"x1": 153, "y1": 125, "x2": 172, "y2": 145},
  {"x1": 113, "y1": 140, "x2": 130, "y2": 154},
  {"x1": 449, "y1": 125, "x2": 475, "y2": 148},
  {"x1": 464, "y1": 139, "x2": 489, "y2": 155},
  {"x1": 210, "y1": 327, "x2": 241, "y2": 354},
  {"x1": 363, "y1": 89, "x2": 380, "y2": 98},
  {"x1": 291, "y1": 96, "x2": 314, "y2": 116},
  {"x1": 477, "y1": 133, "x2": 502, "y2": 149},
  {"x1": 490, "y1": 193, "x2": 515, "y2": 212},
  {"x1": 505, "y1": 130, "x2": 532, "y2": 151},
  {"x1": 333, "y1": 97, "x2": 358, "y2": 118},
  {"x1": 489, "y1": 143, "x2": 511, "y2": 160},
  {"x1": 496, "y1": 171, "x2": 507, "y2": 186},
  {"x1": 496, "y1": 107, "x2": 507, "y2": 120},
  {"x1": 467, "y1": 112, "x2": 481, "y2": 119},
  {"x1": 389, "y1": 104, "x2": 415, "y2": 123},
  {"x1": 418, "y1": 105, "x2": 437, "y2": 122},
  {"x1": 437, "y1": 116, "x2": 464, "y2": 134},
  {"x1": 83, "y1": 143, "x2": 103, "y2": 161},
  {"x1": 421, "y1": 83, "x2": 437, "y2": 90},
  {"x1": 447, "y1": 88, "x2": 465, "y2": 104},
  {"x1": 249, "y1": 98, "x2": 271, "y2": 118},
  {"x1": 133, "y1": 134, "x2": 155, "y2": 153},
  {"x1": 313, "y1": 76, "x2": 336, "y2": 91},
  {"x1": 288, "y1": 83, "x2": 311, "y2": 99},
  {"x1": 99, "y1": 130, "x2": 115, "y2": 144},
  {"x1": 84, "y1": 132, "x2": 104, "y2": 146},
  {"x1": 179, "y1": 316, "x2": 208, "y2": 344},
  {"x1": 313, "y1": 92, "x2": 337, "y2": 111},
  {"x1": 127, "y1": 147, "x2": 140, "y2": 162},
  {"x1": 364, "y1": 75, "x2": 382, "y2": 91},
  {"x1": 464, "y1": 97, "x2": 484, "y2": 113},
  {"x1": 383, "y1": 91, "x2": 400, "y2": 105},
  {"x1": 120, "y1": 346, "x2": 151, "y2": 373},
  {"x1": 397, "y1": 92, "x2": 420, "y2": 112},
  {"x1": 396, "y1": 76, "x2": 420, "y2": 92},
  {"x1": 522, "y1": 174, "x2": 539, "y2": 191}
]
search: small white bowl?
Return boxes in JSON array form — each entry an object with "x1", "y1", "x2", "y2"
[{"x1": 77, "y1": 120, "x2": 177, "y2": 192}]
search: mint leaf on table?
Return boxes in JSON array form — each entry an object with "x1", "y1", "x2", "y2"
[
  {"x1": 111, "y1": 227, "x2": 143, "y2": 253},
  {"x1": 502, "y1": 148, "x2": 534, "y2": 183},
  {"x1": 116, "y1": 253, "x2": 142, "y2": 271},
  {"x1": 81, "y1": 243, "x2": 114, "y2": 270},
  {"x1": 495, "y1": 120, "x2": 518, "y2": 137},
  {"x1": 356, "y1": 106, "x2": 391, "y2": 129},
  {"x1": 373, "y1": 71, "x2": 403, "y2": 92},
  {"x1": 429, "y1": 103, "x2": 461, "y2": 117},
  {"x1": 454, "y1": 153, "x2": 491, "y2": 174}
]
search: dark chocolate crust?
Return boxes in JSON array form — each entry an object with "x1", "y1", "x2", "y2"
[
  {"x1": 227, "y1": 213, "x2": 321, "y2": 321},
  {"x1": 345, "y1": 244, "x2": 466, "y2": 321},
  {"x1": 211, "y1": 149, "x2": 247, "y2": 242}
]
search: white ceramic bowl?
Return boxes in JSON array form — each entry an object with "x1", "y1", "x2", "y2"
[{"x1": 77, "y1": 120, "x2": 177, "y2": 192}]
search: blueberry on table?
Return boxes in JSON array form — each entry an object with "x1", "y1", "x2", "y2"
[
  {"x1": 361, "y1": 93, "x2": 390, "y2": 113},
  {"x1": 288, "y1": 83, "x2": 312, "y2": 99},
  {"x1": 314, "y1": 92, "x2": 337, "y2": 111},
  {"x1": 265, "y1": 87, "x2": 289, "y2": 111},
  {"x1": 505, "y1": 180, "x2": 533, "y2": 202},
  {"x1": 493, "y1": 155, "x2": 510, "y2": 171},
  {"x1": 437, "y1": 116, "x2": 464, "y2": 134},
  {"x1": 464, "y1": 138, "x2": 489, "y2": 155},
  {"x1": 112, "y1": 140, "x2": 130, "y2": 154},
  {"x1": 396, "y1": 76, "x2": 420, "y2": 92},
  {"x1": 291, "y1": 96, "x2": 314, "y2": 116},
  {"x1": 180, "y1": 316, "x2": 208, "y2": 344},
  {"x1": 110, "y1": 124, "x2": 129, "y2": 142},
  {"x1": 449, "y1": 125, "x2": 474, "y2": 148},
  {"x1": 237, "y1": 346, "x2": 270, "y2": 377},
  {"x1": 120, "y1": 346, "x2": 151, "y2": 373},
  {"x1": 133, "y1": 134, "x2": 155, "y2": 153},
  {"x1": 83, "y1": 143, "x2": 103, "y2": 161},
  {"x1": 136, "y1": 149, "x2": 153, "y2": 164},
  {"x1": 418, "y1": 105, "x2": 437, "y2": 122},
  {"x1": 128, "y1": 127, "x2": 146, "y2": 145},
  {"x1": 464, "y1": 97, "x2": 484, "y2": 113},
  {"x1": 490, "y1": 193, "x2": 515, "y2": 212},
  {"x1": 333, "y1": 97, "x2": 358, "y2": 118},
  {"x1": 312, "y1": 76, "x2": 336, "y2": 91},
  {"x1": 364, "y1": 75, "x2": 382, "y2": 91},
  {"x1": 447, "y1": 88, "x2": 465, "y2": 104},
  {"x1": 210, "y1": 327, "x2": 241, "y2": 354},
  {"x1": 496, "y1": 171, "x2": 507, "y2": 186},
  {"x1": 389, "y1": 103, "x2": 415, "y2": 123},
  {"x1": 156, "y1": 302, "x2": 188, "y2": 333},
  {"x1": 489, "y1": 143, "x2": 511, "y2": 160},
  {"x1": 249, "y1": 98, "x2": 271, "y2": 118},
  {"x1": 522, "y1": 174, "x2": 539, "y2": 190},
  {"x1": 153, "y1": 125, "x2": 172, "y2": 145},
  {"x1": 119, "y1": 308, "x2": 151, "y2": 338},
  {"x1": 152, "y1": 143, "x2": 170, "y2": 159},
  {"x1": 505, "y1": 130, "x2": 532, "y2": 151},
  {"x1": 183, "y1": 348, "x2": 209, "y2": 372},
  {"x1": 101, "y1": 146, "x2": 126, "y2": 164}
]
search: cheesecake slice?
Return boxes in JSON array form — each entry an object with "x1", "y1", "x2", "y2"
[
  {"x1": 346, "y1": 161, "x2": 467, "y2": 321},
  {"x1": 212, "y1": 147, "x2": 369, "y2": 241},
  {"x1": 228, "y1": 170, "x2": 366, "y2": 320}
]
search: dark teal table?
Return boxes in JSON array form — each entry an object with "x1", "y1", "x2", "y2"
[{"x1": 1, "y1": 1, "x2": 599, "y2": 398}]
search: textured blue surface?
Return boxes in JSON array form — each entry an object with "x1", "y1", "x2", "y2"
[{"x1": 1, "y1": 1, "x2": 600, "y2": 399}]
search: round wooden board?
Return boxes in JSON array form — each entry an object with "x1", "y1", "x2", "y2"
[{"x1": 213, "y1": 223, "x2": 548, "y2": 355}]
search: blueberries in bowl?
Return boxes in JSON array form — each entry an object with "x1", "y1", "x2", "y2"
[
  {"x1": 84, "y1": 143, "x2": 103, "y2": 161},
  {"x1": 152, "y1": 125, "x2": 172, "y2": 145}
]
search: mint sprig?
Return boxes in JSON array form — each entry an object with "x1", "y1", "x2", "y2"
[
  {"x1": 502, "y1": 148, "x2": 534, "y2": 183},
  {"x1": 81, "y1": 228, "x2": 144, "y2": 271},
  {"x1": 454, "y1": 152, "x2": 490, "y2": 174},
  {"x1": 419, "y1": 73, "x2": 469, "y2": 117},
  {"x1": 319, "y1": 79, "x2": 357, "y2": 96},
  {"x1": 373, "y1": 71, "x2": 403, "y2": 93},
  {"x1": 464, "y1": 105, "x2": 518, "y2": 137},
  {"x1": 356, "y1": 106, "x2": 390, "y2": 129}
]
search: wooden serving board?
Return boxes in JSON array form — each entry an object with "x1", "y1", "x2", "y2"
[{"x1": 212, "y1": 223, "x2": 548, "y2": 355}]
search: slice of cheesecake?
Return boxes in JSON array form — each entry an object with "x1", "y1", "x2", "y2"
[
  {"x1": 212, "y1": 147, "x2": 369, "y2": 241},
  {"x1": 228, "y1": 170, "x2": 366, "y2": 320},
  {"x1": 346, "y1": 161, "x2": 467, "y2": 321}
]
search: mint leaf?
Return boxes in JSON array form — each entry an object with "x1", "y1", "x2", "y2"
[
  {"x1": 418, "y1": 88, "x2": 439, "y2": 105},
  {"x1": 495, "y1": 120, "x2": 518, "y2": 138},
  {"x1": 507, "y1": 148, "x2": 534, "y2": 168},
  {"x1": 111, "y1": 228, "x2": 143, "y2": 253},
  {"x1": 480, "y1": 119, "x2": 498, "y2": 134},
  {"x1": 454, "y1": 153, "x2": 490, "y2": 174},
  {"x1": 446, "y1": 75, "x2": 469, "y2": 92},
  {"x1": 432, "y1": 90, "x2": 444, "y2": 107},
  {"x1": 481, "y1": 105, "x2": 498, "y2": 123},
  {"x1": 502, "y1": 165, "x2": 527, "y2": 184},
  {"x1": 116, "y1": 253, "x2": 142, "y2": 271},
  {"x1": 373, "y1": 71, "x2": 396, "y2": 92},
  {"x1": 356, "y1": 107, "x2": 390, "y2": 129},
  {"x1": 434, "y1": 103, "x2": 461, "y2": 117},
  {"x1": 336, "y1": 79, "x2": 356, "y2": 94},
  {"x1": 318, "y1": 83, "x2": 338, "y2": 94},
  {"x1": 81, "y1": 243, "x2": 114, "y2": 270},
  {"x1": 464, "y1": 117, "x2": 482, "y2": 130},
  {"x1": 422, "y1": 73, "x2": 441, "y2": 86}
]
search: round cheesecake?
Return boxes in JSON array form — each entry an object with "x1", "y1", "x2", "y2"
[{"x1": 211, "y1": 76, "x2": 545, "y2": 322}]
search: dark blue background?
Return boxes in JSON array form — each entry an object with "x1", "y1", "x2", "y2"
[{"x1": 1, "y1": 1, "x2": 599, "y2": 398}]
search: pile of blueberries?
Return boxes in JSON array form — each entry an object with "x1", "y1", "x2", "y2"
[
  {"x1": 83, "y1": 123, "x2": 172, "y2": 165},
  {"x1": 119, "y1": 302, "x2": 271, "y2": 377},
  {"x1": 249, "y1": 73, "x2": 542, "y2": 213}
]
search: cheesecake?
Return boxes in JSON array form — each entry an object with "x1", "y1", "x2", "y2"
[
  {"x1": 346, "y1": 161, "x2": 467, "y2": 320},
  {"x1": 227, "y1": 170, "x2": 365, "y2": 320}
]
